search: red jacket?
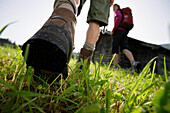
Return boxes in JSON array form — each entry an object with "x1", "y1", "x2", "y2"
[{"x1": 112, "y1": 10, "x2": 127, "y2": 33}]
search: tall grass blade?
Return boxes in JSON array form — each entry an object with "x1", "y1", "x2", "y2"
[
  {"x1": 164, "y1": 57, "x2": 168, "y2": 82},
  {"x1": 7, "y1": 90, "x2": 51, "y2": 97},
  {"x1": 97, "y1": 55, "x2": 103, "y2": 79},
  {"x1": 0, "y1": 22, "x2": 16, "y2": 35},
  {"x1": 143, "y1": 61, "x2": 156, "y2": 99},
  {"x1": 24, "y1": 44, "x2": 30, "y2": 62},
  {"x1": 0, "y1": 92, "x2": 5, "y2": 99},
  {"x1": 56, "y1": 84, "x2": 77, "y2": 103},
  {"x1": 13, "y1": 97, "x2": 38, "y2": 113},
  {"x1": 0, "y1": 77, "x2": 16, "y2": 91},
  {"x1": 27, "y1": 66, "x2": 32, "y2": 91},
  {"x1": 45, "y1": 74, "x2": 61, "y2": 92},
  {"x1": 106, "y1": 88, "x2": 111, "y2": 113},
  {"x1": 107, "y1": 54, "x2": 115, "y2": 70},
  {"x1": 136, "y1": 81, "x2": 157, "y2": 100},
  {"x1": 152, "y1": 81, "x2": 170, "y2": 113},
  {"x1": 15, "y1": 96, "x2": 45, "y2": 113},
  {"x1": 62, "y1": 97, "x2": 79, "y2": 106},
  {"x1": 33, "y1": 74, "x2": 48, "y2": 87},
  {"x1": 127, "y1": 57, "x2": 157, "y2": 105},
  {"x1": 93, "y1": 55, "x2": 103, "y2": 82},
  {"x1": 18, "y1": 75, "x2": 26, "y2": 91},
  {"x1": 150, "y1": 61, "x2": 156, "y2": 84},
  {"x1": 15, "y1": 44, "x2": 30, "y2": 89}
]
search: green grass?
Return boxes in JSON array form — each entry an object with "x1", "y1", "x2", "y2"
[{"x1": 0, "y1": 46, "x2": 169, "y2": 113}]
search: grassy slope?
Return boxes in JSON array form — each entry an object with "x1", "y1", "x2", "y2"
[{"x1": 0, "y1": 46, "x2": 169, "y2": 113}]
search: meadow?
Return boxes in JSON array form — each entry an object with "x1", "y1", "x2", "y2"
[{"x1": 0, "y1": 45, "x2": 169, "y2": 113}]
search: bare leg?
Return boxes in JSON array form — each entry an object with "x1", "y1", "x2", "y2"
[
  {"x1": 113, "y1": 54, "x2": 119, "y2": 66},
  {"x1": 85, "y1": 21, "x2": 100, "y2": 45},
  {"x1": 122, "y1": 49, "x2": 134, "y2": 63},
  {"x1": 77, "y1": 21, "x2": 100, "y2": 69}
]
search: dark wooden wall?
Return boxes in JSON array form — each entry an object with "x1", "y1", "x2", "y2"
[{"x1": 92, "y1": 32, "x2": 113, "y2": 65}]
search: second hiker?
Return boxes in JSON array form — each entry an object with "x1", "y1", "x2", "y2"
[{"x1": 111, "y1": 4, "x2": 140, "y2": 74}]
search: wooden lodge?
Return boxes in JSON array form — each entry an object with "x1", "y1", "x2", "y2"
[{"x1": 92, "y1": 31, "x2": 170, "y2": 74}]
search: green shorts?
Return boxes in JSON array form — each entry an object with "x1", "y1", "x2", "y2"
[{"x1": 87, "y1": 0, "x2": 110, "y2": 27}]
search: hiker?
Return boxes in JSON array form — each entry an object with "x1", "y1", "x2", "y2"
[
  {"x1": 111, "y1": 4, "x2": 140, "y2": 74},
  {"x1": 22, "y1": 0, "x2": 114, "y2": 78}
]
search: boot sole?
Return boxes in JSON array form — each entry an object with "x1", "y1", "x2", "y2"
[
  {"x1": 24, "y1": 39, "x2": 67, "y2": 73},
  {"x1": 22, "y1": 24, "x2": 73, "y2": 76}
]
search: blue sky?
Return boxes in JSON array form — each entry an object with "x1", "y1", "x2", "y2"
[{"x1": 0, "y1": 0, "x2": 170, "y2": 52}]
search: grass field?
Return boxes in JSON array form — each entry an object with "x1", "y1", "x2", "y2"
[{"x1": 0, "y1": 45, "x2": 169, "y2": 113}]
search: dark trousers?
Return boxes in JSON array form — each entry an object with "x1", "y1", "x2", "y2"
[{"x1": 112, "y1": 29, "x2": 129, "y2": 54}]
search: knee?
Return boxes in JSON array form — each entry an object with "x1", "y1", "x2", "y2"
[
  {"x1": 122, "y1": 49, "x2": 128, "y2": 54},
  {"x1": 89, "y1": 21, "x2": 100, "y2": 28}
]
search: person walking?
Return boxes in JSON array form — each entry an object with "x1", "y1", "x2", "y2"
[
  {"x1": 22, "y1": 0, "x2": 114, "y2": 78},
  {"x1": 111, "y1": 4, "x2": 140, "y2": 74},
  {"x1": 77, "y1": 0, "x2": 114, "y2": 69}
]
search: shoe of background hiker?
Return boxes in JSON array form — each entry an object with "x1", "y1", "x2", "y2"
[
  {"x1": 131, "y1": 61, "x2": 141, "y2": 74},
  {"x1": 22, "y1": 8, "x2": 76, "y2": 79},
  {"x1": 113, "y1": 65, "x2": 118, "y2": 70},
  {"x1": 77, "y1": 48, "x2": 93, "y2": 69}
]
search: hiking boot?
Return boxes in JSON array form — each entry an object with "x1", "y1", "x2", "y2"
[
  {"x1": 22, "y1": 8, "x2": 76, "y2": 78},
  {"x1": 131, "y1": 61, "x2": 141, "y2": 74},
  {"x1": 113, "y1": 65, "x2": 118, "y2": 70},
  {"x1": 77, "y1": 48, "x2": 93, "y2": 69}
]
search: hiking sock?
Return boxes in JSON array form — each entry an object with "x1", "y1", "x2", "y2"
[
  {"x1": 83, "y1": 42, "x2": 95, "y2": 51},
  {"x1": 54, "y1": 0, "x2": 77, "y2": 14},
  {"x1": 131, "y1": 60, "x2": 135, "y2": 66}
]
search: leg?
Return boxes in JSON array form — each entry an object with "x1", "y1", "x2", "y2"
[
  {"x1": 113, "y1": 53, "x2": 119, "y2": 66},
  {"x1": 77, "y1": 21, "x2": 99, "y2": 69},
  {"x1": 120, "y1": 31, "x2": 135, "y2": 64},
  {"x1": 121, "y1": 35, "x2": 141, "y2": 74},
  {"x1": 22, "y1": 0, "x2": 78, "y2": 78},
  {"x1": 77, "y1": 0, "x2": 111, "y2": 69},
  {"x1": 86, "y1": 21, "x2": 100, "y2": 45},
  {"x1": 54, "y1": 0, "x2": 78, "y2": 13},
  {"x1": 112, "y1": 30, "x2": 123, "y2": 68},
  {"x1": 122, "y1": 49, "x2": 134, "y2": 63}
]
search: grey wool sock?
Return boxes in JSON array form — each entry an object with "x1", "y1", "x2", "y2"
[
  {"x1": 131, "y1": 60, "x2": 135, "y2": 66},
  {"x1": 83, "y1": 42, "x2": 95, "y2": 51}
]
